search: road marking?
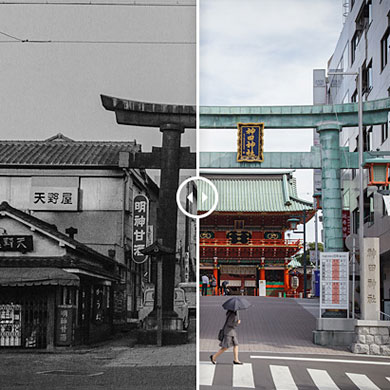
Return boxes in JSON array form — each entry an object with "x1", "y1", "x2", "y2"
[
  {"x1": 270, "y1": 365, "x2": 298, "y2": 390},
  {"x1": 307, "y1": 369, "x2": 340, "y2": 389},
  {"x1": 346, "y1": 373, "x2": 381, "y2": 390},
  {"x1": 199, "y1": 361, "x2": 216, "y2": 386},
  {"x1": 233, "y1": 363, "x2": 255, "y2": 388},
  {"x1": 250, "y1": 355, "x2": 390, "y2": 366}
]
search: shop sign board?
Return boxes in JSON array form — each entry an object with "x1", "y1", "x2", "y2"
[
  {"x1": 342, "y1": 210, "x2": 350, "y2": 240},
  {"x1": 0, "y1": 235, "x2": 33, "y2": 252},
  {"x1": 30, "y1": 186, "x2": 78, "y2": 211},
  {"x1": 132, "y1": 194, "x2": 149, "y2": 264},
  {"x1": 56, "y1": 305, "x2": 73, "y2": 346},
  {"x1": 320, "y1": 252, "x2": 349, "y2": 310}
]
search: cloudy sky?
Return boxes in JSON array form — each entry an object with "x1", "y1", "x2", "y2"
[
  {"x1": 0, "y1": 1, "x2": 196, "y2": 152},
  {"x1": 199, "y1": 0, "x2": 344, "y2": 242}
]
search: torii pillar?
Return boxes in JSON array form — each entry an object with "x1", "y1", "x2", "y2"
[{"x1": 101, "y1": 95, "x2": 195, "y2": 341}]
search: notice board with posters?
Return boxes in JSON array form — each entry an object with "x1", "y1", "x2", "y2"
[{"x1": 320, "y1": 252, "x2": 349, "y2": 310}]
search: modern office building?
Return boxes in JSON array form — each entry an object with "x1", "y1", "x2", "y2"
[{"x1": 321, "y1": 0, "x2": 390, "y2": 316}]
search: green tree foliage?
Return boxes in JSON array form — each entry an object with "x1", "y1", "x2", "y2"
[{"x1": 294, "y1": 242, "x2": 324, "y2": 266}]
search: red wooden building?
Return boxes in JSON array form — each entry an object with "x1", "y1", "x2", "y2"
[{"x1": 199, "y1": 173, "x2": 315, "y2": 296}]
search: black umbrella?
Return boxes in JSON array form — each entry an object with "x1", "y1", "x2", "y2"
[{"x1": 222, "y1": 296, "x2": 251, "y2": 311}]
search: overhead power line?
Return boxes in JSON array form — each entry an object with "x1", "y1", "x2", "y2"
[
  {"x1": 0, "y1": 39, "x2": 195, "y2": 44},
  {"x1": 0, "y1": 1, "x2": 195, "y2": 6}
]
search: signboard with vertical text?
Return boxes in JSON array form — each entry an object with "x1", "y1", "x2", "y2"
[
  {"x1": 320, "y1": 252, "x2": 349, "y2": 310},
  {"x1": 132, "y1": 194, "x2": 149, "y2": 264},
  {"x1": 237, "y1": 123, "x2": 264, "y2": 162}
]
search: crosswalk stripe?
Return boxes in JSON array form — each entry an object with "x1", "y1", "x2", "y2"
[
  {"x1": 199, "y1": 361, "x2": 216, "y2": 386},
  {"x1": 307, "y1": 369, "x2": 340, "y2": 389},
  {"x1": 270, "y1": 365, "x2": 298, "y2": 390},
  {"x1": 346, "y1": 373, "x2": 381, "y2": 390},
  {"x1": 233, "y1": 363, "x2": 255, "y2": 388}
]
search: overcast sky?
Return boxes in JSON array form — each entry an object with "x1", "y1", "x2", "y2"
[
  {"x1": 199, "y1": 0, "x2": 344, "y2": 243},
  {"x1": 0, "y1": 1, "x2": 196, "y2": 152}
]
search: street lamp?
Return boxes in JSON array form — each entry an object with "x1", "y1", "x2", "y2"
[
  {"x1": 328, "y1": 67, "x2": 364, "y2": 316},
  {"x1": 287, "y1": 210, "x2": 307, "y2": 298}
]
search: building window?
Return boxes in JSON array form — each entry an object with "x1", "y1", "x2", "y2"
[
  {"x1": 363, "y1": 126, "x2": 373, "y2": 152},
  {"x1": 381, "y1": 28, "x2": 390, "y2": 71},
  {"x1": 351, "y1": 32, "x2": 360, "y2": 65},
  {"x1": 351, "y1": 89, "x2": 358, "y2": 103},
  {"x1": 363, "y1": 190, "x2": 374, "y2": 225},
  {"x1": 362, "y1": 61, "x2": 373, "y2": 94},
  {"x1": 352, "y1": 207, "x2": 359, "y2": 233},
  {"x1": 350, "y1": 0, "x2": 355, "y2": 11},
  {"x1": 382, "y1": 123, "x2": 389, "y2": 144}
]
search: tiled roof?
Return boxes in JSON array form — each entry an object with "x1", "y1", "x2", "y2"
[
  {"x1": 198, "y1": 175, "x2": 313, "y2": 213},
  {"x1": 0, "y1": 133, "x2": 140, "y2": 167}
]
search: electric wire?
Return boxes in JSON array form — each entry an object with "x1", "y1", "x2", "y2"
[
  {"x1": 0, "y1": 1, "x2": 195, "y2": 6},
  {"x1": 0, "y1": 39, "x2": 195, "y2": 44}
]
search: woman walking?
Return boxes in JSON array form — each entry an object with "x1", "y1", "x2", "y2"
[{"x1": 210, "y1": 309, "x2": 242, "y2": 365}]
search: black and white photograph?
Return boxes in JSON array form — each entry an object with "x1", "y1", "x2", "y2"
[{"x1": 0, "y1": 1, "x2": 196, "y2": 389}]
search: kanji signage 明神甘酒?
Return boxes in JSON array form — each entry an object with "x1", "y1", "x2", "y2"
[
  {"x1": 237, "y1": 123, "x2": 264, "y2": 162},
  {"x1": 132, "y1": 194, "x2": 149, "y2": 264}
]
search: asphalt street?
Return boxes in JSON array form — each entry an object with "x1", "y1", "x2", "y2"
[
  {"x1": 200, "y1": 296, "x2": 390, "y2": 389},
  {"x1": 0, "y1": 317, "x2": 196, "y2": 390},
  {"x1": 199, "y1": 352, "x2": 390, "y2": 389}
]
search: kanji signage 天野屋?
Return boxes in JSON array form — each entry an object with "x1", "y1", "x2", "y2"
[
  {"x1": 132, "y1": 194, "x2": 149, "y2": 264},
  {"x1": 30, "y1": 187, "x2": 78, "y2": 211},
  {"x1": 237, "y1": 123, "x2": 264, "y2": 162},
  {"x1": 0, "y1": 235, "x2": 33, "y2": 252}
]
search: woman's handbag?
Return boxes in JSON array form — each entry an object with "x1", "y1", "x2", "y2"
[{"x1": 217, "y1": 312, "x2": 231, "y2": 341}]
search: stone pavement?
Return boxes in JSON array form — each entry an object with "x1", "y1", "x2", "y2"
[
  {"x1": 200, "y1": 296, "x2": 351, "y2": 355},
  {"x1": 103, "y1": 342, "x2": 196, "y2": 367}
]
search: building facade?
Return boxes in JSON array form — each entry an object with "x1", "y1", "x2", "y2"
[
  {"x1": 0, "y1": 134, "x2": 160, "y2": 348},
  {"x1": 323, "y1": 0, "x2": 390, "y2": 316},
  {"x1": 199, "y1": 172, "x2": 314, "y2": 296}
]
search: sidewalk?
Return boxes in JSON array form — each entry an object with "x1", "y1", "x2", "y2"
[{"x1": 200, "y1": 296, "x2": 351, "y2": 355}]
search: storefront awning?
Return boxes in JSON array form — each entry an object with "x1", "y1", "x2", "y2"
[{"x1": 0, "y1": 267, "x2": 80, "y2": 287}]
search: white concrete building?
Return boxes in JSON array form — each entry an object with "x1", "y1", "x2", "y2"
[{"x1": 324, "y1": 0, "x2": 390, "y2": 317}]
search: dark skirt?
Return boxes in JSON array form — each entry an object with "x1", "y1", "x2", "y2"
[{"x1": 219, "y1": 335, "x2": 239, "y2": 348}]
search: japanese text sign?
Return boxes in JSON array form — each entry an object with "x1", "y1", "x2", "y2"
[
  {"x1": 237, "y1": 122, "x2": 264, "y2": 162},
  {"x1": 320, "y1": 252, "x2": 349, "y2": 310},
  {"x1": 132, "y1": 194, "x2": 149, "y2": 264},
  {"x1": 0, "y1": 235, "x2": 33, "y2": 252},
  {"x1": 30, "y1": 187, "x2": 78, "y2": 211}
]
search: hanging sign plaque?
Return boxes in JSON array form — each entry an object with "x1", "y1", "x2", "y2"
[{"x1": 237, "y1": 123, "x2": 264, "y2": 162}]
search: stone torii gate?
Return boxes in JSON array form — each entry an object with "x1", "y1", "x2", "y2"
[
  {"x1": 200, "y1": 97, "x2": 390, "y2": 348},
  {"x1": 101, "y1": 95, "x2": 195, "y2": 342}
]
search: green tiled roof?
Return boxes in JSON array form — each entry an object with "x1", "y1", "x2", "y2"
[{"x1": 198, "y1": 175, "x2": 313, "y2": 213}]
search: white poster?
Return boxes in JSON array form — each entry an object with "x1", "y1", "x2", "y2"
[
  {"x1": 320, "y1": 252, "x2": 349, "y2": 310},
  {"x1": 259, "y1": 280, "x2": 266, "y2": 297}
]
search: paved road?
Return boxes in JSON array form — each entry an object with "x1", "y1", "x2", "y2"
[
  {"x1": 200, "y1": 296, "x2": 348, "y2": 354},
  {"x1": 199, "y1": 352, "x2": 390, "y2": 389},
  {"x1": 0, "y1": 318, "x2": 196, "y2": 389},
  {"x1": 200, "y1": 296, "x2": 390, "y2": 389}
]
